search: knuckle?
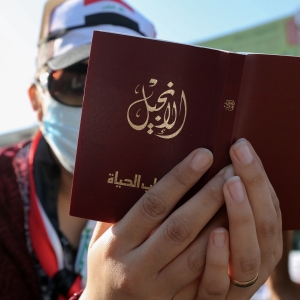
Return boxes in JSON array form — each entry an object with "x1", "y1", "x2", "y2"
[
  {"x1": 141, "y1": 191, "x2": 167, "y2": 220},
  {"x1": 187, "y1": 249, "x2": 206, "y2": 274},
  {"x1": 204, "y1": 282, "x2": 228, "y2": 297},
  {"x1": 102, "y1": 239, "x2": 118, "y2": 258},
  {"x1": 171, "y1": 167, "x2": 193, "y2": 190},
  {"x1": 203, "y1": 185, "x2": 223, "y2": 208},
  {"x1": 258, "y1": 213, "x2": 278, "y2": 242},
  {"x1": 230, "y1": 214, "x2": 253, "y2": 228},
  {"x1": 99, "y1": 230, "x2": 121, "y2": 258},
  {"x1": 247, "y1": 172, "x2": 266, "y2": 189},
  {"x1": 239, "y1": 253, "x2": 260, "y2": 275},
  {"x1": 207, "y1": 258, "x2": 228, "y2": 274},
  {"x1": 164, "y1": 216, "x2": 192, "y2": 245}
]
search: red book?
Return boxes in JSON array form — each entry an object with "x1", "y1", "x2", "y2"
[{"x1": 70, "y1": 31, "x2": 300, "y2": 230}]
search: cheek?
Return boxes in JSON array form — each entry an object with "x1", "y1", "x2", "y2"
[
  {"x1": 32, "y1": 96, "x2": 44, "y2": 121},
  {"x1": 37, "y1": 106, "x2": 44, "y2": 122},
  {"x1": 34, "y1": 97, "x2": 44, "y2": 121}
]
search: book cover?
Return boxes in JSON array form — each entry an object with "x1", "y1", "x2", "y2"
[{"x1": 70, "y1": 31, "x2": 300, "y2": 230}]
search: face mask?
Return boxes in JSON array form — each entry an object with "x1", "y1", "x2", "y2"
[{"x1": 39, "y1": 92, "x2": 82, "y2": 173}]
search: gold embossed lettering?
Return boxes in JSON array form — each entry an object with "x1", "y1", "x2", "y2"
[
  {"x1": 107, "y1": 172, "x2": 157, "y2": 191},
  {"x1": 224, "y1": 100, "x2": 235, "y2": 111},
  {"x1": 127, "y1": 79, "x2": 187, "y2": 139}
]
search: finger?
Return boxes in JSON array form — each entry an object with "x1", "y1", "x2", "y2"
[
  {"x1": 134, "y1": 165, "x2": 234, "y2": 273},
  {"x1": 244, "y1": 140, "x2": 283, "y2": 261},
  {"x1": 223, "y1": 177, "x2": 260, "y2": 284},
  {"x1": 246, "y1": 141, "x2": 282, "y2": 232},
  {"x1": 157, "y1": 206, "x2": 228, "y2": 293},
  {"x1": 230, "y1": 139, "x2": 279, "y2": 256},
  {"x1": 197, "y1": 228, "x2": 230, "y2": 300},
  {"x1": 113, "y1": 148, "x2": 213, "y2": 250}
]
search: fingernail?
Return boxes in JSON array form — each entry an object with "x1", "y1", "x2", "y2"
[
  {"x1": 191, "y1": 149, "x2": 213, "y2": 172},
  {"x1": 213, "y1": 228, "x2": 226, "y2": 248},
  {"x1": 233, "y1": 141, "x2": 253, "y2": 164},
  {"x1": 227, "y1": 176, "x2": 245, "y2": 202},
  {"x1": 224, "y1": 165, "x2": 235, "y2": 180}
]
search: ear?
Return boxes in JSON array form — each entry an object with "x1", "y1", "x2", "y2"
[{"x1": 28, "y1": 84, "x2": 43, "y2": 121}]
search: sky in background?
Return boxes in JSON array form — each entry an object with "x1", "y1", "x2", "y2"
[{"x1": 1, "y1": 0, "x2": 300, "y2": 134}]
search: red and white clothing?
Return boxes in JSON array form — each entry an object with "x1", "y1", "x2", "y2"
[{"x1": 0, "y1": 133, "x2": 94, "y2": 299}]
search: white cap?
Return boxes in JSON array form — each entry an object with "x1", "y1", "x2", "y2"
[{"x1": 37, "y1": 0, "x2": 156, "y2": 70}]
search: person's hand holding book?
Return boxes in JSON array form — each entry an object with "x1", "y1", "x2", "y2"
[{"x1": 80, "y1": 139, "x2": 282, "y2": 299}]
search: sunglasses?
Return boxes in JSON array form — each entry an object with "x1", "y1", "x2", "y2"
[{"x1": 38, "y1": 63, "x2": 88, "y2": 107}]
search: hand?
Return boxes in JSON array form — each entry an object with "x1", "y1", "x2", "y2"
[
  {"x1": 82, "y1": 147, "x2": 230, "y2": 299},
  {"x1": 173, "y1": 139, "x2": 283, "y2": 299},
  {"x1": 81, "y1": 139, "x2": 282, "y2": 300}
]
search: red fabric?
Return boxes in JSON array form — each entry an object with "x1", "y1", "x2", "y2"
[
  {"x1": 28, "y1": 132, "x2": 82, "y2": 298},
  {"x1": 0, "y1": 141, "x2": 41, "y2": 300},
  {"x1": 84, "y1": 0, "x2": 133, "y2": 11},
  {"x1": 0, "y1": 138, "x2": 82, "y2": 299},
  {"x1": 69, "y1": 290, "x2": 84, "y2": 300},
  {"x1": 28, "y1": 132, "x2": 58, "y2": 277},
  {"x1": 68, "y1": 276, "x2": 82, "y2": 298}
]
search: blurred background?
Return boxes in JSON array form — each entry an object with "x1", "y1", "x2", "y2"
[
  {"x1": 2, "y1": 0, "x2": 300, "y2": 147},
  {"x1": 1, "y1": 2, "x2": 300, "y2": 298}
]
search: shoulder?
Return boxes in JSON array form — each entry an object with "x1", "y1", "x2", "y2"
[
  {"x1": 0, "y1": 140, "x2": 31, "y2": 172},
  {"x1": 0, "y1": 140, "x2": 41, "y2": 299},
  {"x1": 0, "y1": 140, "x2": 31, "y2": 205},
  {"x1": 0, "y1": 140, "x2": 31, "y2": 159}
]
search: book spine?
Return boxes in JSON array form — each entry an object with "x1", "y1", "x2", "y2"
[{"x1": 207, "y1": 53, "x2": 246, "y2": 178}]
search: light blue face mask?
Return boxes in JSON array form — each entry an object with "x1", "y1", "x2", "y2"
[{"x1": 39, "y1": 92, "x2": 82, "y2": 173}]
